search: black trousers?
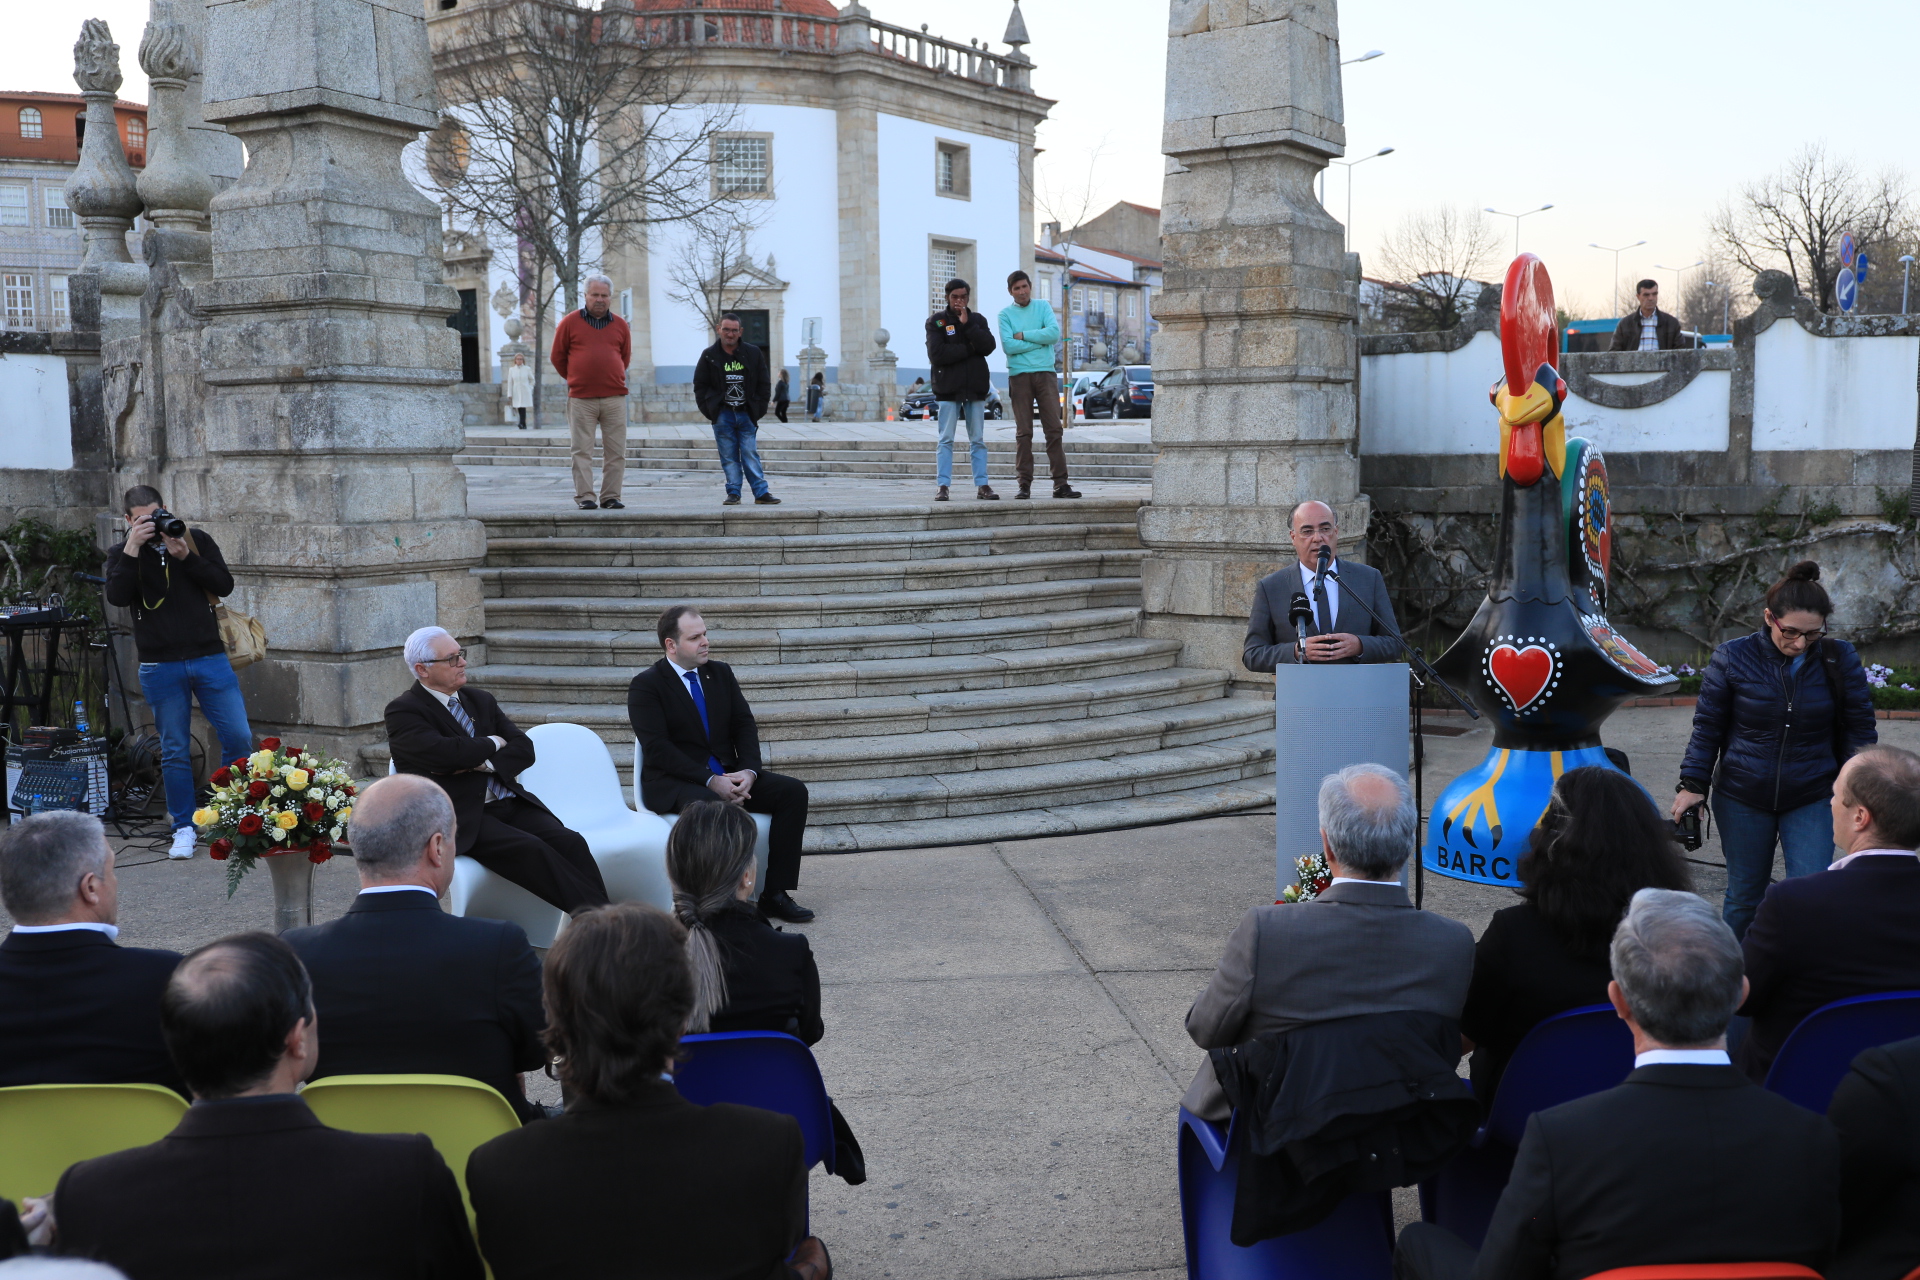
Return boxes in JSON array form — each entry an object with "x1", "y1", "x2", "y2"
[
  {"x1": 1393, "y1": 1222, "x2": 1476, "y2": 1280},
  {"x1": 655, "y1": 770, "x2": 809, "y2": 892},
  {"x1": 469, "y1": 796, "x2": 609, "y2": 912},
  {"x1": 774, "y1": 401, "x2": 789, "y2": 423}
]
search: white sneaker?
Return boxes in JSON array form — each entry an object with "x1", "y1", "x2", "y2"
[{"x1": 169, "y1": 827, "x2": 197, "y2": 860}]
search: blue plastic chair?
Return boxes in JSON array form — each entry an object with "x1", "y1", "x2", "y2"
[
  {"x1": 1420, "y1": 1003, "x2": 1634, "y2": 1249},
  {"x1": 1177, "y1": 1107, "x2": 1395, "y2": 1280},
  {"x1": 673, "y1": 1031, "x2": 836, "y2": 1174},
  {"x1": 1763, "y1": 989, "x2": 1920, "y2": 1114}
]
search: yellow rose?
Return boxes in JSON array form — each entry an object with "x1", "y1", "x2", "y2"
[
  {"x1": 338, "y1": 806, "x2": 353, "y2": 827},
  {"x1": 250, "y1": 749, "x2": 277, "y2": 778},
  {"x1": 286, "y1": 768, "x2": 310, "y2": 791},
  {"x1": 192, "y1": 807, "x2": 219, "y2": 829},
  {"x1": 274, "y1": 811, "x2": 300, "y2": 830}
]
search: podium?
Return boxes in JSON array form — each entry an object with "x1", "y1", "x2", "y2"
[{"x1": 1272, "y1": 663, "x2": 1410, "y2": 899}]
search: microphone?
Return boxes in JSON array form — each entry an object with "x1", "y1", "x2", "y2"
[
  {"x1": 1289, "y1": 590, "x2": 1314, "y2": 635},
  {"x1": 1315, "y1": 544, "x2": 1332, "y2": 578},
  {"x1": 73, "y1": 572, "x2": 107, "y2": 585}
]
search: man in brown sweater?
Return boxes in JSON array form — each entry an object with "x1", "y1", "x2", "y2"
[{"x1": 551, "y1": 274, "x2": 633, "y2": 510}]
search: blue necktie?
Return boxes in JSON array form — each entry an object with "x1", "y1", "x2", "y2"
[
  {"x1": 682, "y1": 670, "x2": 727, "y2": 777},
  {"x1": 446, "y1": 695, "x2": 513, "y2": 803}
]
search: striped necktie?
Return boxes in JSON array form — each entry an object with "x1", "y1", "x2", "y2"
[{"x1": 446, "y1": 695, "x2": 513, "y2": 803}]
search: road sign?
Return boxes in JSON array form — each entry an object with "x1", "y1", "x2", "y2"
[
  {"x1": 1837, "y1": 266, "x2": 1859, "y2": 314},
  {"x1": 1841, "y1": 232, "x2": 1858, "y2": 269},
  {"x1": 1857, "y1": 249, "x2": 1871, "y2": 284}
]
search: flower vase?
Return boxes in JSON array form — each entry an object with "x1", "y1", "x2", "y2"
[{"x1": 265, "y1": 851, "x2": 316, "y2": 934}]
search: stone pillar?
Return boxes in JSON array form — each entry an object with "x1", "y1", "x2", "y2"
[
  {"x1": 137, "y1": 3, "x2": 217, "y2": 238},
  {"x1": 869, "y1": 328, "x2": 898, "y2": 410},
  {"x1": 1140, "y1": 0, "x2": 1360, "y2": 688},
  {"x1": 64, "y1": 21, "x2": 147, "y2": 333},
  {"x1": 195, "y1": 0, "x2": 486, "y2": 764}
]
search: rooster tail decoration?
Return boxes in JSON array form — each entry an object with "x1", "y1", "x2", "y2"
[{"x1": 1422, "y1": 255, "x2": 1678, "y2": 887}]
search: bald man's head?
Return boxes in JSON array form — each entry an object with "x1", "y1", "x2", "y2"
[
  {"x1": 349, "y1": 773, "x2": 455, "y2": 875},
  {"x1": 1288, "y1": 500, "x2": 1338, "y2": 569},
  {"x1": 162, "y1": 932, "x2": 314, "y2": 1099}
]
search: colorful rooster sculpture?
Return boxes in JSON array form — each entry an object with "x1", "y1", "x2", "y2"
[{"x1": 1423, "y1": 255, "x2": 1677, "y2": 886}]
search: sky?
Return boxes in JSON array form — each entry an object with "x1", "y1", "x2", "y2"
[{"x1": 9, "y1": 0, "x2": 1914, "y2": 316}]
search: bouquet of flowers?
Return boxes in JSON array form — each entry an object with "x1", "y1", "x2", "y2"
[
  {"x1": 1278, "y1": 850, "x2": 1332, "y2": 903},
  {"x1": 192, "y1": 737, "x2": 357, "y2": 897}
]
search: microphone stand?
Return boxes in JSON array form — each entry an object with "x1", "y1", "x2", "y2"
[{"x1": 1318, "y1": 566, "x2": 1479, "y2": 910}]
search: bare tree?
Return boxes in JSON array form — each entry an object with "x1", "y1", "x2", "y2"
[
  {"x1": 1676, "y1": 250, "x2": 1746, "y2": 335},
  {"x1": 1372, "y1": 204, "x2": 1501, "y2": 332},
  {"x1": 422, "y1": 0, "x2": 741, "y2": 422},
  {"x1": 1708, "y1": 144, "x2": 1912, "y2": 314},
  {"x1": 662, "y1": 208, "x2": 770, "y2": 336}
]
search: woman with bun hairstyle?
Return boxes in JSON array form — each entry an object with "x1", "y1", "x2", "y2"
[{"x1": 1675, "y1": 561, "x2": 1877, "y2": 938}]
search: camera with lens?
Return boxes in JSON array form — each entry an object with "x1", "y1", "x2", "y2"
[
  {"x1": 150, "y1": 507, "x2": 187, "y2": 539},
  {"x1": 1672, "y1": 802, "x2": 1703, "y2": 852}
]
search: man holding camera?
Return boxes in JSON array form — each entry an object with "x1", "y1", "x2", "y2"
[{"x1": 104, "y1": 486, "x2": 255, "y2": 860}]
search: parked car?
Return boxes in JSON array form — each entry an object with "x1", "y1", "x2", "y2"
[
  {"x1": 1082, "y1": 365, "x2": 1154, "y2": 419},
  {"x1": 899, "y1": 390, "x2": 1003, "y2": 421}
]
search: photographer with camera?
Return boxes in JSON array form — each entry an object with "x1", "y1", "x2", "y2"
[{"x1": 104, "y1": 486, "x2": 255, "y2": 860}]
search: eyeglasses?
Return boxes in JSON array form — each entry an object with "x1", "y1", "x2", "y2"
[
  {"x1": 419, "y1": 649, "x2": 469, "y2": 666},
  {"x1": 1293, "y1": 523, "x2": 1337, "y2": 537},
  {"x1": 1770, "y1": 621, "x2": 1826, "y2": 642}
]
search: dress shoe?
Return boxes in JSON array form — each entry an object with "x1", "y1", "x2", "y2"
[
  {"x1": 755, "y1": 494, "x2": 782, "y2": 505},
  {"x1": 934, "y1": 486, "x2": 949, "y2": 502},
  {"x1": 601, "y1": 498, "x2": 625, "y2": 509},
  {"x1": 1015, "y1": 484, "x2": 1031, "y2": 500},
  {"x1": 1053, "y1": 485, "x2": 1082, "y2": 499},
  {"x1": 576, "y1": 499, "x2": 598, "y2": 510},
  {"x1": 759, "y1": 890, "x2": 815, "y2": 923},
  {"x1": 723, "y1": 494, "x2": 742, "y2": 505},
  {"x1": 977, "y1": 485, "x2": 1001, "y2": 500}
]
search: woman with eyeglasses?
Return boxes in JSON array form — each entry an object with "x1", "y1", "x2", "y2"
[{"x1": 1674, "y1": 561, "x2": 1877, "y2": 939}]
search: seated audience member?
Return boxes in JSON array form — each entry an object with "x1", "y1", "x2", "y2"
[
  {"x1": 0, "y1": 1262, "x2": 127, "y2": 1278},
  {"x1": 1184, "y1": 763, "x2": 1475, "y2": 1121},
  {"x1": 1737, "y1": 745, "x2": 1920, "y2": 1081},
  {"x1": 1395, "y1": 889, "x2": 1841, "y2": 1280},
  {"x1": 0, "y1": 811, "x2": 183, "y2": 1094},
  {"x1": 467, "y1": 904, "x2": 832, "y2": 1280},
  {"x1": 1461, "y1": 766, "x2": 1693, "y2": 1103},
  {"x1": 283, "y1": 774, "x2": 547, "y2": 1122},
  {"x1": 1826, "y1": 1034, "x2": 1920, "y2": 1280},
  {"x1": 386, "y1": 625, "x2": 608, "y2": 912},
  {"x1": 53, "y1": 933, "x2": 481, "y2": 1280}
]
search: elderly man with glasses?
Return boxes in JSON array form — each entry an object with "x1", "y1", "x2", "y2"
[{"x1": 384, "y1": 626, "x2": 608, "y2": 912}]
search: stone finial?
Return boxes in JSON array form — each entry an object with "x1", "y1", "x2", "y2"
[
  {"x1": 66, "y1": 19, "x2": 144, "y2": 272},
  {"x1": 1003, "y1": 1, "x2": 1029, "y2": 48},
  {"x1": 872, "y1": 328, "x2": 891, "y2": 351},
  {"x1": 1753, "y1": 270, "x2": 1799, "y2": 306},
  {"x1": 136, "y1": 0, "x2": 217, "y2": 235},
  {"x1": 139, "y1": 2, "x2": 198, "y2": 82},
  {"x1": 74, "y1": 19, "x2": 125, "y2": 95},
  {"x1": 491, "y1": 282, "x2": 517, "y2": 319}
]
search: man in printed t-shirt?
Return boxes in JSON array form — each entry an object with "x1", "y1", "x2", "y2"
[{"x1": 692, "y1": 313, "x2": 780, "y2": 507}]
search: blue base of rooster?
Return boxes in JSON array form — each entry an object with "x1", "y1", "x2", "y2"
[{"x1": 1422, "y1": 745, "x2": 1648, "y2": 886}]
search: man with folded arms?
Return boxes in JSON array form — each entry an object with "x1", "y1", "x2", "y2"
[{"x1": 284, "y1": 773, "x2": 548, "y2": 1122}]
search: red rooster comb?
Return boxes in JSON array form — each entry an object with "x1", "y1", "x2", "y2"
[{"x1": 1501, "y1": 254, "x2": 1559, "y2": 395}]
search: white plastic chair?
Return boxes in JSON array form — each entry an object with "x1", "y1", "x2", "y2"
[
  {"x1": 632, "y1": 738, "x2": 770, "y2": 902},
  {"x1": 521, "y1": 723, "x2": 675, "y2": 913}
]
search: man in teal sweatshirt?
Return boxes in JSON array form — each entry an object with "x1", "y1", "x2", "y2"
[{"x1": 997, "y1": 271, "x2": 1079, "y2": 500}]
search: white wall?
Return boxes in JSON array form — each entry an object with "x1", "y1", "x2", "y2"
[
  {"x1": 1561, "y1": 371, "x2": 1730, "y2": 452},
  {"x1": 1752, "y1": 321, "x2": 1920, "y2": 452},
  {"x1": 0, "y1": 355, "x2": 72, "y2": 470}
]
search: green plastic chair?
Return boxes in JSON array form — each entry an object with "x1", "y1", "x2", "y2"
[
  {"x1": 299, "y1": 1073, "x2": 521, "y2": 1224},
  {"x1": 0, "y1": 1082, "x2": 189, "y2": 1202}
]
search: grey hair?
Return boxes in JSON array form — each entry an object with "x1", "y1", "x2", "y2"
[
  {"x1": 1610, "y1": 888, "x2": 1745, "y2": 1047},
  {"x1": 0, "y1": 810, "x2": 110, "y2": 924},
  {"x1": 1289, "y1": 499, "x2": 1337, "y2": 530},
  {"x1": 664, "y1": 802, "x2": 759, "y2": 1033},
  {"x1": 346, "y1": 775, "x2": 454, "y2": 873},
  {"x1": 0, "y1": 1260, "x2": 131, "y2": 1279},
  {"x1": 403, "y1": 626, "x2": 454, "y2": 675},
  {"x1": 584, "y1": 273, "x2": 613, "y2": 292},
  {"x1": 1317, "y1": 763, "x2": 1416, "y2": 879}
]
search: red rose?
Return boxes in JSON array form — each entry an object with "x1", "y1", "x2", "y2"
[
  {"x1": 304, "y1": 801, "x2": 326, "y2": 822},
  {"x1": 237, "y1": 813, "x2": 264, "y2": 835},
  {"x1": 247, "y1": 780, "x2": 270, "y2": 800},
  {"x1": 209, "y1": 838, "x2": 233, "y2": 861},
  {"x1": 260, "y1": 737, "x2": 282, "y2": 750},
  {"x1": 343, "y1": 784, "x2": 356, "y2": 797},
  {"x1": 307, "y1": 840, "x2": 332, "y2": 864},
  {"x1": 212, "y1": 767, "x2": 231, "y2": 785}
]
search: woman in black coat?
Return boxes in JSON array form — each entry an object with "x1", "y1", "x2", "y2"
[
  {"x1": 1674, "y1": 561, "x2": 1877, "y2": 939},
  {"x1": 1461, "y1": 766, "x2": 1693, "y2": 1105}
]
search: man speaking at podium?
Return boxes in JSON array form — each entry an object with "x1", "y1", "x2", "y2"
[{"x1": 1244, "y1": 500, "x2": 1402, "y2": 670}]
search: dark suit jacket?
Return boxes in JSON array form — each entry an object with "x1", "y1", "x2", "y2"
[
  {"x1": 468, "y1": 1079, "x2": 805, "y2": 1280},
  {"x1": 1474, "y1": 1064, "x2": 1839, "y2": 1280},
  {"x1": 1243, "y1": 558, "x2": 1402, "y2": 672},
  {"x1": 627, "y1": 658, "x2": 763, "y2": 813},
  {"x1": 283, "y1": 889, "x2": 546, "y2": 1122},
  {"x1": 0, "y1": 928, "x2": 183, "y2": 1095},
  {"x1": 1459, "y1": 903, "x2": 1613, "y2": 1105},
  {"x1": 705, "y1": 903, "x2": 824, "y2": 1045},
  {"x1": 56, "y1": 1094, "x2": 481, "y2": 1280},
  {"x1": 1827, "y1": 1035, "x2": 1920, "y2": 1280},
  {"x1": 1736, "y1": 855, "x2": 1920, "y2": 1080},
  {"x1": 385, "y1": 681, "x2": 554, "y2": 856}
]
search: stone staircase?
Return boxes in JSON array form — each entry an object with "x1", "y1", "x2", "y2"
[{"x1": 420, "y1": 498, "x2": 1276, "y2": 852}]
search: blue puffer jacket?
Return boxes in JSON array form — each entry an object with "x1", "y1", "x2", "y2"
[{"x1": 1679, "y1": 631, "x2": 1877, "y2": 813}]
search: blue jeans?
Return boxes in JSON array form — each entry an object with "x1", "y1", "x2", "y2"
[
  {"x1": 1712, "y1": 792, "x2": 1834, "y2": 939},
  {"x1": 712, "y1": 409, "x2": 769, "y2": 498},
  {"x1": 137, "y1": 652, "x2": 254, "y2": 832},
  {"x1": 936, "y1": 399, "x2": 988, "y2": 488}
]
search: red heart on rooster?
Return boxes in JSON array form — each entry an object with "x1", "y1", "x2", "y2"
[{"x1": 1488, "y1": 643, "x2": 1555, "y2": 710}]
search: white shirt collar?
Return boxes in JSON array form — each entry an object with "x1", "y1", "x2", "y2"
[
  {"x1": 667, "y1": 657, "x2": 701, "y2": 681},
  {"x1": 1329, "y1": 876, "x2": 1402, "y2": 887},
  {"x1": 1830, "y1": 848, "x2": 1919, "y2": 869},
  {"x1": 1299, "y1": 558, "x2": 1338, "y2": 583},
  {"x1": 421, "y1": 685, "x2": 458, "y2": 709},
  {"x1": 1634, "y1": 1048, "x2": 1730, "y2": 1068},
  {"x1": 12, "y1": 921, "x2": 119, "y2": 940},
  {"x1": 357, "y1": 884, "x2": 437, "y2": 898}
]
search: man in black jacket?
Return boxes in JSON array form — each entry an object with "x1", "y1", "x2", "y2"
[
  {"x1": 53, "y1": 932, "x2": 482, "y2": 1279},
  {"x1": 283, "y1": 773, "x2": 548, "y2": 1121},
  {"x1": 692, "y1": 312, "x2": 780, "y2": 507},
  {"x1": 1394, "y1": 889, "x2": 1841, "y2": 1280},
  {"x1": 1827, "y1": 1034, "x2": 1920, "y2": 1280},
  {"x1": 1609, "y1": 279, "x2": 1687, "y2": 350},
  {"x1": 924, "y1": 277, "x2": 1000, "y2": 502},
  {"x1": 103, "y1": 484, "x2": 255, "y2": 860},
  {"x1": 627, "y1": 605, "x2": 813, "y2": 923},
  {"x1": 0, "y1": 811, "x2": 183, "y2": 1095},
  {"x1": 384, "y1": 626, "x2": 607, "y2": 912}
]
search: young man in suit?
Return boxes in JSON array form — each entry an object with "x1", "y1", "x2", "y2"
[
  {"x1": 53, "y1": 932, "x2": 482, "y2": 1279},
  {"x1": 283, "y1": 773, "x2": 548, "y2": 1122},
  {"x1": 1184, "y1": 763, "x2": 1475, "y2": 1121},
  {"x1": 385, "y1": 626, "x2": 608, "y2": 912},
  {"x1": 626, "y1": 605, "x2": 814, "y2": 923},
  {"x1": 1394, "y1": 889, "x2": 1841, "y2": 1280},
  {"x1": 0, "y1": 810, "x2": 183, "y2": 1095},
  {"x1": 1737, "y1": 745, "x2": 1920, "y2": 1081},
  {"x1": 1243, "y1": 499, "x2": 1402, "y2": 672}
]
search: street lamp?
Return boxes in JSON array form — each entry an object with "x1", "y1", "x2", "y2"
[
  {"x1": 1334, "y1": 147, "x2": 1395, "y2": 252},
  {"x1": 1654, "y1": 260, "x2": 1704, "y2": 317},
  {"x1": 1485, "y1": 204, "x2": 1553, "y2": 258},
  {"x1": 1320, "y1": 51, "x2": 1385, "y2": 205},
  {"x1": 1902, "y1": 255, "x2": 1915, "y2": 314},
  {"x1": 1590, "y1": 239, "x2": 1647, "y2": 313}
]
